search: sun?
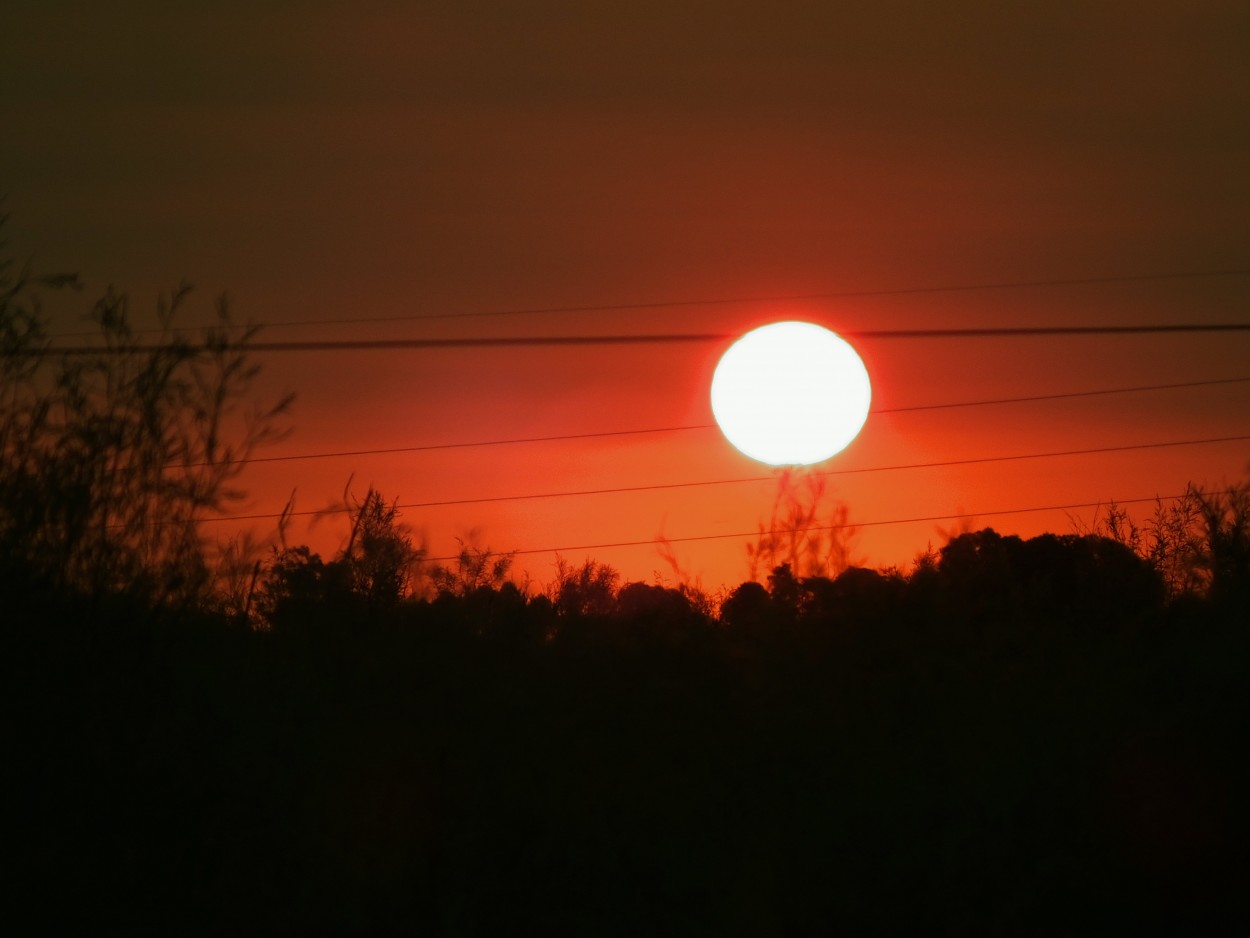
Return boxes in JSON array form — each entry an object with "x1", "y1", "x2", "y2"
[{"x1": 710, "y1": 321, "x2": 872, "y2": 466}]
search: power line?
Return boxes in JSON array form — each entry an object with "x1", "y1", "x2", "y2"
[
  {"x1": 424, "y1": 490, "x2": 1236, "y2": 562},
  {"x1": 206, "y1": 376, "x2": 1250, "y2": 467},
  {"x1": 880, "y1": 375, "x2": 1250, "y2": 413},
  {"x1": 399, "y1": 435, "x2": 1250, "y2": 510},
  {"x1": 236, "y1": 423, "x2": 711, "y2": 465},
  {"x1": 47, "y1": 268, "x2": 1250, "y2": 337},
  {"x1": 40, "y1": 322, "x2": 1250, "y2": 355},
  {"x1": 193, "y1": 433, "x2": 1249, "y2": 525}
]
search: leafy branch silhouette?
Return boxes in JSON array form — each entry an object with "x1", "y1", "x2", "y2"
[{"x1": 1, "y1": 220, "x2": 292, "y2": 609}]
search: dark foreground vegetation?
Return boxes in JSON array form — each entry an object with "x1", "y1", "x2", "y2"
[
  {"x1": 4, "y1": 228, "x2": 1249, "y2": 933},
  {"x1": 10, "y1": 533, "x2": 1250, "y2": 936}
]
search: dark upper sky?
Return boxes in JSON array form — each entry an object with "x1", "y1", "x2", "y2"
[
  {"x1": 4, "y1": 1, "x2": 1249, "y2": 584},
  {"x1": 7, "y1": 1, "x2": 1248, "y2": 302}
]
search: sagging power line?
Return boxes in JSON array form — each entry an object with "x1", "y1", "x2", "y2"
[
  {"x1": 424, "y1": 490, "x2": 1237, "y2": 562},
  {"x1": 189, "y1": 434, "x2": 1249, "y2": 526},
  {"x1": 40, "y1": 321, "x2": 1250, "y2": 355},
  {"x1": 47, "y1": 268, "x2": 1250, "y2": 337},
  {"x1": 191, "y1": 375, "x2": 1250, "y2": 467}
]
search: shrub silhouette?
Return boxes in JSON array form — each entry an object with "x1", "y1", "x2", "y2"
[
  {"x1": 1192, "y1": 482, "x2": 1250, "y2": 605},
  {"x1": 933, "y1": 528, "x2": 1163, "y2": 631},
  {"x1": 255, "y1": 486, "x2": 425, "y2": 627},
  {"x1": 719, "y1": 579, "x2": 772, "y2": 631},
  {"x1": 254, "y1": 545, "x2": 337, "y2": 628},
  {"x1": 339, "y1": 486, "x2": 424, "y2": 609},
  {"x1": 552, "y1": 556, "x2": 620, "y2": 618},
  {"x1": 745, "y1": 470, "x2": 859, "y2": 582},
  {"x1": 13, "y1": 500, "x2": 1249, "y2": 933},
  {"x1": 614, "y1": 580, "x2": 697, "y2": 625},
  {"x1": 429, "y1": 531, "x2": 515, "y2": 598},
  {"x1": 802, "y1": 565, "x2": 906, "y2": 628},
  {"x1": 1094, "y1": 484, "x2": 1250, "y2": 603},
  {"x1": 0, "y1": 239, "x2": 291, "y2": 609}
]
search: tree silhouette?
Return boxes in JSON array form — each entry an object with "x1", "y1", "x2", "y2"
[
  {"x1": 0, "y1": 231, "x2": 291, "y2": 608},
  {"x1": 745, "y1": 470, "x2": 859, "y2": 582},
  {"x1": 339, "y1": 486, "x2": 424, "y2": 609},
  {"x1": 551, "y1": 557, "x2": 619, "y2": 617},
  {"x1": 718, "y1": 579, "x2": 771, "y2": 631},
  {"x1": 429, "y1": 530, "x2": 515, "y2": 598},
  {"x1": 806, "y1": 564, "x2": 905, "y2": 627},
  {"x1": 766, "y1": 561, "x2": 803, "y2": 621},
  {"x1": 1193, "y1": 481, "x2": 1250, "y2": 605},
  {"x1": 932, "y1": 527, "x2": 1163, "y2": 630},
  {"x1": 256, "y1": 486, "x2": 424, "y2": 625},
  {"x1": 1019, "y1": 532, "x2": 1162, "y2": 626},
  {"x1": 254, "y1": 544, "x2": 332, "y2": 628},
  {"x1": 614, "y1": 580, "x2": 697, "y2": 624},
  {"x1": 1091, "y1": 483, "x2": 1250, "y2": 603}
]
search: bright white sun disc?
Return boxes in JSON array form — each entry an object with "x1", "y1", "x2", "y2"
[{"x1": 711, "y1": 321, "x2": 871, "y2": 466}]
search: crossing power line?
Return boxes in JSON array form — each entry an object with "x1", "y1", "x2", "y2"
[
  {"x1": 192, "y1": 375, "x2": 1250, "y2": 467},
  {"x1": 40, "y1": 322, "x2": 1250, "y2": 355},
  {"x1": 47, "y1": 268, "x2": 1250, "y2": 337},
  {"x1": 191, "y1": 433, "x2": 1249, "y2": 526},
  {"x1": 423, "y1": 490, "x2": 1237, "y2": 563}
]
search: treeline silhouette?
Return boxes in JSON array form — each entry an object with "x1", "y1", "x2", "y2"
[
  {"x1": 5, "y1": 239, "x2": 1249, "y2": 934},
  {"x1": 11, "y1": 526, "x2": 1250, "y2": 934}
]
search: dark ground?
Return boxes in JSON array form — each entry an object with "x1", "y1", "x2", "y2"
[{"x1": 10, "y1": 579, "x2": 1249, "y2": 936}]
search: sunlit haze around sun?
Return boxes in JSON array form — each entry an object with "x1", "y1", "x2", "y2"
[{"x1": 711, "y1": 321, "x2": 872, "y2": 466}]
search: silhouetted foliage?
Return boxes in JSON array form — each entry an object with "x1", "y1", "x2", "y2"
[
  {"x1": 429, "y1": 530, "x2": 515, "y2": 598},
  {"x1": 1146, "y1": 487, "x2": 1212, "y2": 599},
  {"x1": 0, "y1": 236, "x2": 291, "y2": 608},
  {"x1": 718, "y1": 579, "x2": 772, "y2": 631},
  {"x1": 653, "y1": 530, "x2": 719, "y2": 618},
  {"x1": 745, "y1": 470, "x2": 860, "y2": 581},
  {"x1": 615, "y1": 580, "x2": 697, "y2": 624},
  {"x1": 254, "y1": 544, "x2": 337, "y2": 628},
  {"x1": 1091, "y1": 482, "x2": 1250, "y2": 605},
  {"x1": 551, "y1": 556, "x2": 620, "y2": 617},
  {"x1": 933, "y1": 528, "x2": 1163, "y2": 631},
  {"x1": 13, "y1": 511, "x2": 1249, "y2": 935},
  {"x1": 1193, "y1": 482, "x2": 1250, "y2": 605},
  {"x1": 803, "y1": 564, "x2": 906, "y2": 628},
  {"x1": 253, "y1": 486, "x2": 426, "y2": 627},
  {"x1": 339, "y1": 486, "x2": 424, "y2": 608}
]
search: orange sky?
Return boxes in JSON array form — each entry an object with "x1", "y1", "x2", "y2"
[{"x1": 4, "y1": 1, "x2": 1249, "y2": 590}]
